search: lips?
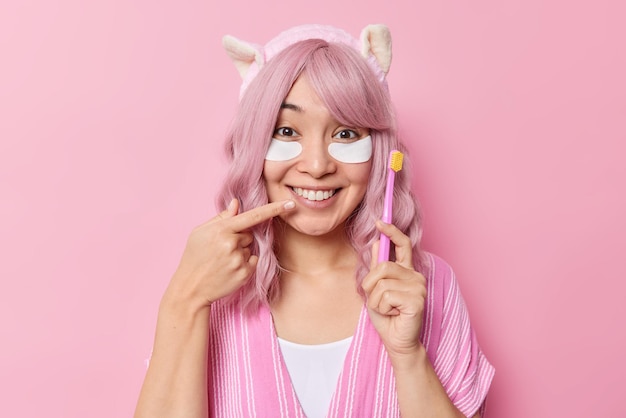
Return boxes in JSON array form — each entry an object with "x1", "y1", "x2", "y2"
[{"x1": 291, "y1": 187, "x2": 337, "y2": 201}]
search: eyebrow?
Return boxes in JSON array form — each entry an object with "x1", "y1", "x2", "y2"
[{"x1": 280, "y1": 102, "x2": 303, "y2": 112}]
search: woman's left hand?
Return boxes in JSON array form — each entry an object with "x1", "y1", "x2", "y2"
[{"x1": 362, "y1": 220, "x2": 427, "y2": 357}]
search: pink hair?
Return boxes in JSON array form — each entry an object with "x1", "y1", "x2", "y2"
[{"x1": 217, "y1": 39, "x2": 427, "y2": 313}]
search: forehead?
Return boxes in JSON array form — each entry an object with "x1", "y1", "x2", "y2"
[
  {"x1": 278, "y1": 75, "x2": 335, "y2": 124},
  {"x1": 282, "y1": 75, "x2": 323, "y2": 109}
]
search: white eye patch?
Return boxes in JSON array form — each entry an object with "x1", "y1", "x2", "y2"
[
  {"x1": 265, "y1": 135, "x2": 372, "y2": 164},
  {"x1": 328, "y1": 135, "x2": 372, "y2": 163},
  {"x1": 265, "y1": 139, "x2": 303, "y2": 161}
]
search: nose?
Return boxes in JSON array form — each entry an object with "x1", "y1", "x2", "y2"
[{"x1": 296, "y1": 138, "x2": 337, "y2": 178}]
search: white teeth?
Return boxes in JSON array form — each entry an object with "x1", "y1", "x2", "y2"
[{"x1": 292, "y1": 187, "x2": 336, "y2": 201}]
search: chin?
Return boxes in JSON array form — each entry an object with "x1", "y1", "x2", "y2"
[{"x1": 279, "y1": 216, "x2": 345, "y2": 238}]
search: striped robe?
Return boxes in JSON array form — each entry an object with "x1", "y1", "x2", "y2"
[{"x1": 208, "y1": 253, "x2": 495, "y2": 417}]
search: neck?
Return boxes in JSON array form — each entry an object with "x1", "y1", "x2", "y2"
[
  {"x1": 273, "y1": 221, "x2": 357, "y2": 275},
  {"x1": 270, "y1": 219, "x2": 364, "y2": 344}
]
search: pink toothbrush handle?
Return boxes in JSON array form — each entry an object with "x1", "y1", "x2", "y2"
[
  {"x1": 378, "y1": 233, "x2": 391, "y2": 263},
  {"x1": 378, "y1": 169, "x2": 395, "y2": 262}
]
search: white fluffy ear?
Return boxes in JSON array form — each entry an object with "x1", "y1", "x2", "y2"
[
  {"x1": 222, "y1": 35, "x2": 264, "y2": 79},
  {"x1": 360, "y1": 24, "x2": 392, "y2": 75}
]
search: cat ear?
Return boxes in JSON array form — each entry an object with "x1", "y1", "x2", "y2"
[
  {"x1": 360, "y1": 24, "x2": 392, "y2": 75},
  {"x1": 222, "y1": 35, "x2": 264, "y2": 79}
]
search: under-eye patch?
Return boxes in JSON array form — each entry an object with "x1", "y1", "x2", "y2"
[
  {"x1": 265, "y1": 139, "x2": 303, "y2": 161},
  {"x1": 328, "y1": 135, "x2": 372, "y2": 163},
  {"x1": 265, "y1": 135, "x2": 373, "y2": 163}
]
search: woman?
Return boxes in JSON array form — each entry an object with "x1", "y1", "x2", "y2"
[{"x1": 135, "y1": 24, "x2": 494, "y2": 418}]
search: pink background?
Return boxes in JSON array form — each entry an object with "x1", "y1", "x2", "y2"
[{"x1": 1, "y1": 1, "x2": 624, "y2": 417}]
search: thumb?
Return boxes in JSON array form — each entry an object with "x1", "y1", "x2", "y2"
[
  {"x1": 215, "y1": 198, "x2": 240, "y2": 221},
  {"x1": 227, "y1": 198, "x2": 240, "y2": 216}
]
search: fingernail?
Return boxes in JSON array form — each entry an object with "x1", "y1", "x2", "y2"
[{"x1": 283, "y1": 200, "x2": 295, "y2": 209}]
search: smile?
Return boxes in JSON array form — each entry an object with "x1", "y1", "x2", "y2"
[{"x1": 291, "y1": 187, "x2": 337, "y2": 201}]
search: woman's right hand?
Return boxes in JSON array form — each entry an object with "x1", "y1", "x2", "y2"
[{"x1": 164, "y1": 198, "x2": 296, "y2": 311}]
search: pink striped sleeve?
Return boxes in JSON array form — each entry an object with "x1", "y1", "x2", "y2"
[{"x1": 427, "y1": 253, "x2": 495, "y2": 417}]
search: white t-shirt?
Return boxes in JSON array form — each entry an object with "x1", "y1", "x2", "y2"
[{"x1": 278, "y1": 336, "x2": 353, "y2": 418}]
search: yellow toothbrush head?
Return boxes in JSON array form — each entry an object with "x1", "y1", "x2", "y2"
[{"x1": 389, "y1": 150, "x2": 404, "y2": 172}]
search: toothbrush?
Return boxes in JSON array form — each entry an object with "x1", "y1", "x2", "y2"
[{"x1": 378, "y1": 150, "x2": 404, "y2": 262}]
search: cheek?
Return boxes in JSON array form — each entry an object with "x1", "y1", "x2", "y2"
[
  {"x1": 262, "y1": 161, "x2": 290, "y2": 190},
  {"x1": 262, "y1": 161, "x2": 279, "y2": 181},
  {"x1": 344, "y1": 162, "x2": 372, "y2": 202},
  {"x1": 352, "y1": 162, "x2": 373, "y2": 186}
]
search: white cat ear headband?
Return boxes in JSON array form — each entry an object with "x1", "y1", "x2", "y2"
[
  {"x1": 222, "y1": 24, "x2": 392, "y2": 163},
  {"x1": 222, "y1": 24, "x2": 393, "y2": 96}
]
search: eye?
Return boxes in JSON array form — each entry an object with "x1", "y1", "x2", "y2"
[
  {"x1": 274, "y1": 127, "x2": 299, "y2": 138},
  {"x1": 332, "y1": 129, "x2": 360, "y2": 141}
]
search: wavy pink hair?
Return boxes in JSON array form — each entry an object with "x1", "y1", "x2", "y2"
[{"x1": 217, "y1": 39, "x2": 428, "y2": 313}]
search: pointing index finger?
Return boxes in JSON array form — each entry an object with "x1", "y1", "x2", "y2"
[{"x1": 227, "y1": 200, "x2": 295, "y2": 232}]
